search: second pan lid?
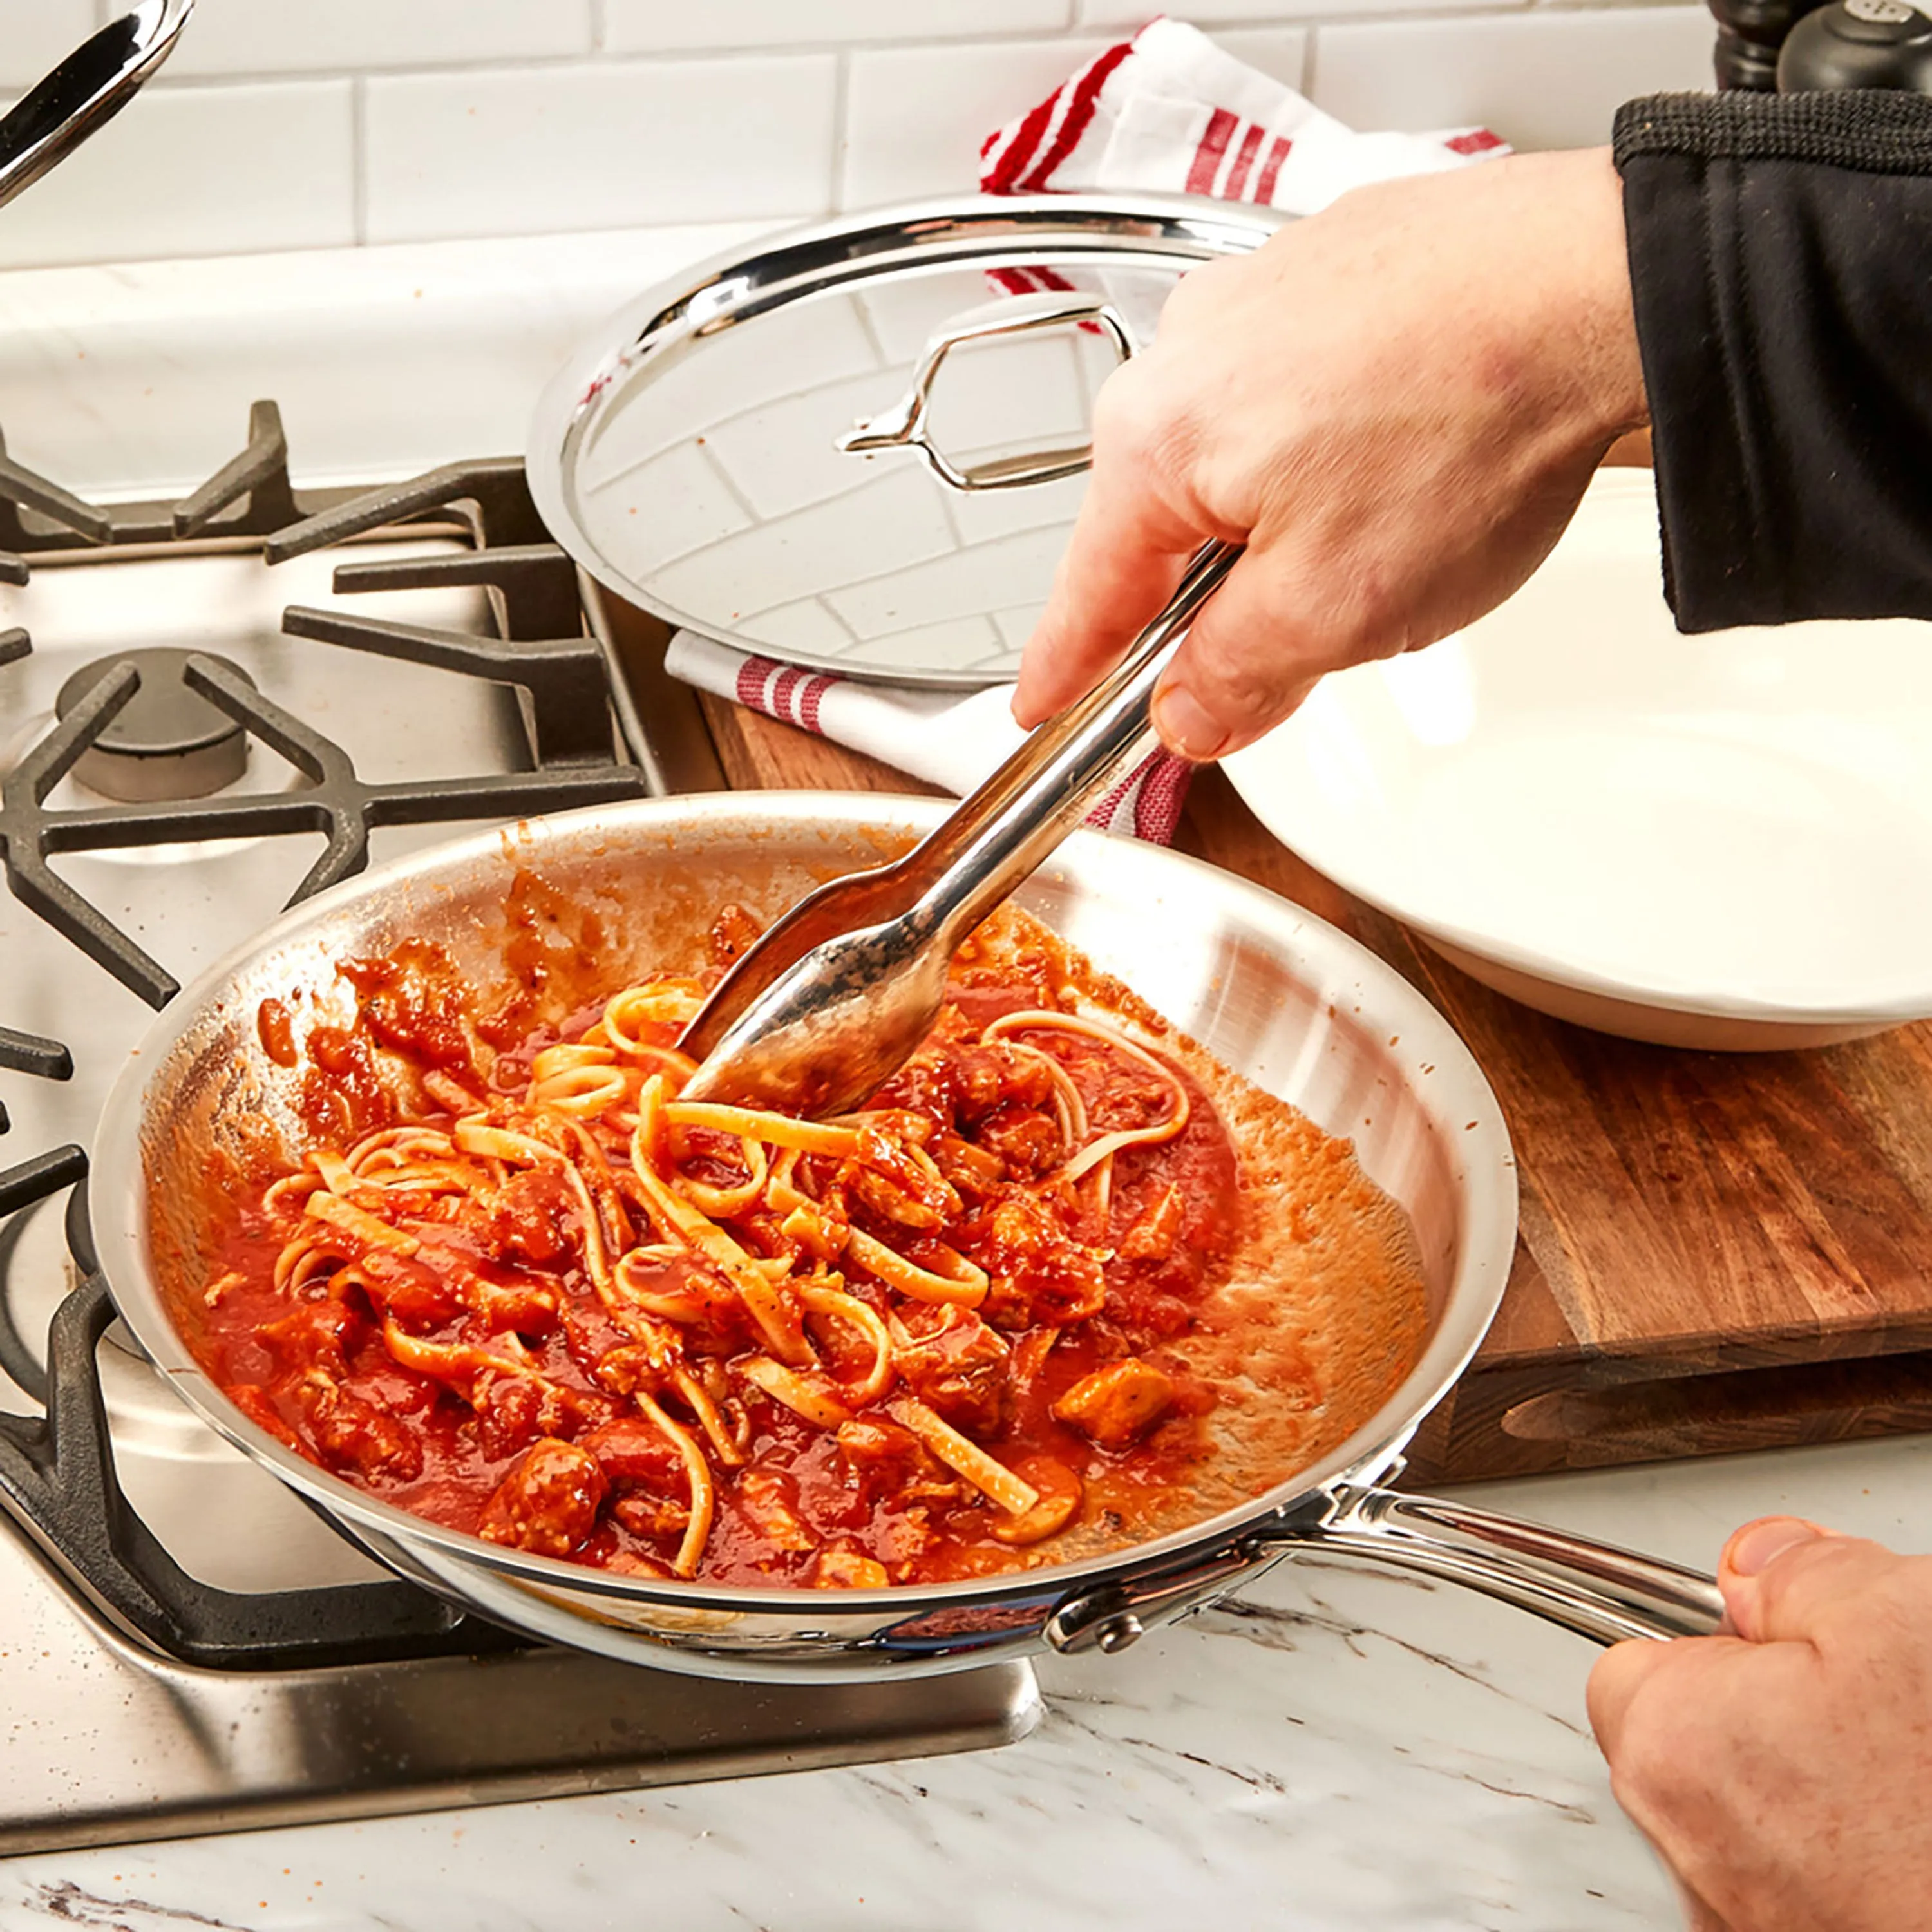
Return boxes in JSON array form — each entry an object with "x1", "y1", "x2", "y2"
[{"x1": 526, "y1": 194, "x2": 1280, "y2": 689}]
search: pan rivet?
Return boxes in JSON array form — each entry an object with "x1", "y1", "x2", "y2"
[{"x1": 1094, "y1": 1613, "x2": 1144, "y2": 1654}]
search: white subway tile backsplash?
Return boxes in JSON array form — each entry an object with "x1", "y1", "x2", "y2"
[
  {"x1": 1080, "y1": 0, "x2": 1513, "y2": 21},
  {"x1": 363, "y1": 57, "x2": 838, "y2": 243},
  {"x1": 165, "y1": 0, "x2": 595, "y2": 75},
  {"x1": 0, "y1": 3, "x2": 100, "y2": 90},
  {"x1": 841, "y1": 37, "x2": 1113, "y2": 208},
  {"x1": 1206, "y1": 28, "x2": 1312, "y2": 89},
  {"x1": 0, "y1": 7, "x2": 1725, "y2": 266},
  {"x1": 0, "y1": 81, "x2": 354, "y2": 269},
  {"x1": 607, "y1": 0, "x2": 1074, "y2": 54},
  {"x1": 1310, "y1": 6, "x2": 1714, "y2": 151}
]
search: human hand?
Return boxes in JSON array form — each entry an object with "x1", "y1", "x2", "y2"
[
  {"x1": 1587, "y1": 1517, "x2": 1932, "y2": 1931},
  {"x1": 1014, "y1": 147, "x2": 1647, "y2": 759}
]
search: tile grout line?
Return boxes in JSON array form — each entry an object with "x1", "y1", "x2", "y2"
[
  {"x1": 350, "y1": 73, "x2": 368, "y2": 249},
  {"x1": 0, "y1": 3, "x2": 1711, "y2": 267},
  {"x1": 0, "y1": 2, "x2": 1702, "y2": 97}
]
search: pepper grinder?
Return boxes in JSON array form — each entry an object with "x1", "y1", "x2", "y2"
[
  {"x1": 1776, "y1": 0, "x2": 1932, "y2": 89},
  {"x1": 1705, "y1": 0, "x2": 1832, "y2": 87}
]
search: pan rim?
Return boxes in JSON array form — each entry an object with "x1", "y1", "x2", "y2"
[{"x1": 90, "y1": 791, "x2": 1517, "y2": 1618}]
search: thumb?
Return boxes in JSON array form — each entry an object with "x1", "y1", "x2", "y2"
[
  {"x1": 1147, "y1": 550, "x2": 1326, "y2": 761},
  {"x1": 1719, "y1": 1516, "x2": 1886, "y2": 1644}
]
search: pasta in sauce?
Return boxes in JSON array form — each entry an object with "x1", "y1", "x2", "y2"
[{"x1": 196, "y1": 902, "x2": 1427, "y2": 1589}]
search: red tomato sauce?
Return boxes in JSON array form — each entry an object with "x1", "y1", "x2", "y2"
[{"x1": 199, "y1": 916, "x2": 1245, "y2": 1589}]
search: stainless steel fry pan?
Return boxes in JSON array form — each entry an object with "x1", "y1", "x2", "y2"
[{"x1": 92, "y1": 796, "x2": 1723, "y2": 1682}]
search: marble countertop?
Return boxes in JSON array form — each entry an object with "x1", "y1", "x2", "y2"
[
  {"x1": 0, "y1": 223, "x2": 1925, "y2": 1931},
  {"x1": 3, "y1": 1434, "x2": 1927, "y2": 1931}
]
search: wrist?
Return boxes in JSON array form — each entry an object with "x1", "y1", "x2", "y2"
[{"x1": 1555, "y1": 145, "x2": 1651, "y2": 444}]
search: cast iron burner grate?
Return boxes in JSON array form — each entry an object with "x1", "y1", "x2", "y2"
[
  {"x1": 0, "y1": 400, "x2": 661, "y2": 1664},
  {"x1": 0, "y1": 1141, "x2": 524, "y2": 1669},
  {"x1": 0, "y1": 399, "x2": 651, "y2": 1007},
  {"x1": 0, "y1": 1023, "x2": 67, "y2": 1139}
]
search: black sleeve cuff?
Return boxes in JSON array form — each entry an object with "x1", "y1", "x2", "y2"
[
  {"x1": 1613, "y1": 90, "x2": 1932, "y2": 632},
  {"x1": 1615, "y1": 87, "x2": 1932, "y2": 173}
]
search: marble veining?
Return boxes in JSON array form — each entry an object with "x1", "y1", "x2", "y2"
[{"x1": 10, "y1": 1434, "x2": 1930, "y2": 1930}]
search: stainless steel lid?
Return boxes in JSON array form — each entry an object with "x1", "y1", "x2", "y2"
[{"x1": 526, "y1": 194, "x2": 1280, "y2": 688}]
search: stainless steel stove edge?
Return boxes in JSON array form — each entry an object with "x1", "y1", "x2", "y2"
[{"x1": 0, "y1": 1520, "x2": 1040, "y2": 1857}]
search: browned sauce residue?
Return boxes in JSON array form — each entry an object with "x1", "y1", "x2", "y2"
[{"x1": 255, "y1": 999, "x2": 297, "y2": 1068}]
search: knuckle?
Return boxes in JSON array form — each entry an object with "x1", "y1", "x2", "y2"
[
  {"x1": 1089, "y1": 361, "x2": 1158, "y2": 451},
  {"x1": 1332, "y1": 565, "x2": 1422, "y2": 664},
  {"x1": 1605, "y1": 1686, "x2": 1696, "y2": 1819},
  {"x1": 1182, "y1": 625, "x2": 1296, "y2": 729},
  {"x1": 1758, "y1": 1535, "x2": 1892, "y2": 1633},
  {"x1": 1092, "y1": 368, "x2": 1191, "y2": 478},
  {"x1": 1157, "y1": 251, "x2": 1240, "y2": 329}
]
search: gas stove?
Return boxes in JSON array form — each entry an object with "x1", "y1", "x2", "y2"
[{"x1": 0, "y1": 402, "x2": 1035, "y2": 1854}]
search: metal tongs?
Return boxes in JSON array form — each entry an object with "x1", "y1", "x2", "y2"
[
  {"x1": 0, "y1": 1, "x2": 194, "y2": 213},
  {"x1": 679, "y1": 540, "x2": 1240, "y2": 1118}
]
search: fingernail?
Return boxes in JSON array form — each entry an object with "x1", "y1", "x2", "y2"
[
  {"x1": 1727, "y1": 1517, "x2": 1823, "y2": 1578},
  {"x1": 1151, "y1": 682, "x2": 1231, "y2": 762}
]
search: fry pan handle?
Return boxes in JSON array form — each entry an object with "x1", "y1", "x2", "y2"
[{"x1": 1258, "y1": 1485, "x2": 1726, "y2": 1647}]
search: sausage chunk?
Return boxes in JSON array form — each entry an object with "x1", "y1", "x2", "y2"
[
  {"x1": 1052, "y1": 1358, "x2": 1175, "y2": 1449},
  {"x1": 891, "y1": 1306, "x2": 1012, "y2": 1437},
  {"x1": 478, "y1": 1438, "x2": 607, "y2": 1556},
  {"x1": 296, "y1": 1371, "x2": 421, "y2": 1481}
]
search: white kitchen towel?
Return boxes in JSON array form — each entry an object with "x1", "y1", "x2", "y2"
[
  {"x1": 980, "y1": 14, "x2": 1509, "y2": 211},
  {"x1": 677, "y1": 18, "x2": 1511, "y2": 842},
  {"x1": 667, "y1": 632, "x2": 1194, "y2": 844}
]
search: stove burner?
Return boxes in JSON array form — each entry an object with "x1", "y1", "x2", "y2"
[
  {"x1": 0, "y1": 407, "x2": 653, "y2": 1009},
  {"x1": 53, "y1": 648, "x2": 255, "y2": 802}
]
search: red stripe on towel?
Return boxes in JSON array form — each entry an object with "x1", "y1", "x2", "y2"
[
  {"x1": 1132, "y1": 755, "x2": 1191, "y2": 843},
  {"x1": 1253, "y1": 134, "x2": 1292, "y2": 204},
  {"x1": 1184, "y1": 108, "x2": 1238, "y2": 196},
  {"x1": 1018, "y1": 39, "x2": 1135, "y2": 191},
  {"x1": 985, "y1": 85, "x2": 1063, "y2": 190},
  {"x1": 1223, "y1": 122, "x2": 1264, "y2": 200},
  {"x1": 735, "y1": 654, "x2": 779, "y2": 710}
]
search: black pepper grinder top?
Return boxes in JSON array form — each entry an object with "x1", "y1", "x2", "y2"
[{"x1": 1777, "y1": 0, "x2": 1932, "y2": 88}]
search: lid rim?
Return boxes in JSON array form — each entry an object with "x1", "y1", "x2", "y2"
[{"x1": 527, "y1": 193, "x2": 1285, "y2": 688}]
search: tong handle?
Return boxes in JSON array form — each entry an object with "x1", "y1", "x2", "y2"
[
  {"x1": 676, "y1": 538, "x2": 1240, "y2": 1077},
  {"x1": 905, "y1": 538, "x2": 1242, "y2": 945},
  {"x1": 0, "y1": 1, "x2": 194, "y2": 213}
]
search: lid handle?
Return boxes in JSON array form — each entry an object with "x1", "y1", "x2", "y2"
[{"x1": 835, "y1": 289, "x2": 1133, "y2": 493}]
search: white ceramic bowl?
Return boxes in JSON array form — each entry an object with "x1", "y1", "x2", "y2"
[{"x1": 1224, "y1": 468, "x2": 1932, "y2": 1050}]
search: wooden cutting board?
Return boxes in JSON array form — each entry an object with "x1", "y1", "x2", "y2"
[{"x1": 609, "y1": 603, "x2": 1932, "y2": 1487}]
